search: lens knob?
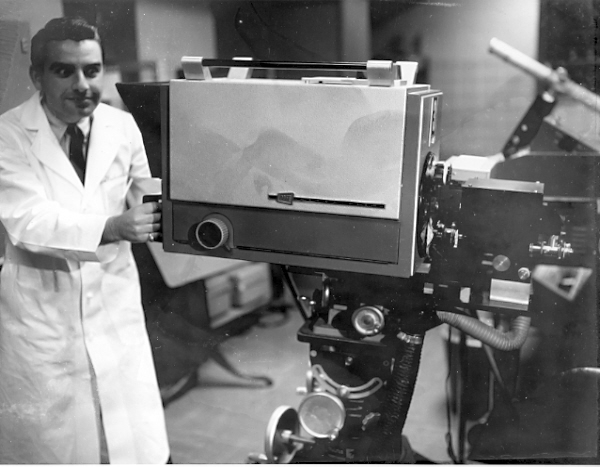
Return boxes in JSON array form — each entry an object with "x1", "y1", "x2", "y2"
[{"x1": 195, "y1": 217, "x2": 229, "y2": 250}]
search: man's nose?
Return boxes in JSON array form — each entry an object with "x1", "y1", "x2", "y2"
[{"x1": 72, "y1": 70, "x2": 90, "y2": 92}]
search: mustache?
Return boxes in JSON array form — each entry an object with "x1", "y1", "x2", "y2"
[{"x1": 69, "y1": 91, "x2": 99, "y2": 100}]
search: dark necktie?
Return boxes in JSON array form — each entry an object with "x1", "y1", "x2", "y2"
[{"x1": 66, "y1": 124, "x2": 86, "y2": 184}]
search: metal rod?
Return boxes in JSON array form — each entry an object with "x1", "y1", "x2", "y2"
[
  {"x1": 201, "y1": 58, "x2": 367, "y2": 72},
  {"x1": 489, "y1": 38, "x2": 600, "y2": 114},
  {"x1": 280, "y1": 266, "x2": 310, "y2": 322},
  {"x1": 287, "y1": 434, "x2": 316, "y2": 445}
]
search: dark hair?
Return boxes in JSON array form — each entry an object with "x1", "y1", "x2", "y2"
[{"x1": 30, "y1": 17, "x2": 101, "y2": 72}]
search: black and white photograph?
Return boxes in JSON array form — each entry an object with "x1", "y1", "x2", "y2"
[{"x1": 0, "y1": 0, "x2": 598, "y2": 464}]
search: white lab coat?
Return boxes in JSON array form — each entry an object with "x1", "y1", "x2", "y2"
[{"x1": 0, "y1": 92, "x2": 170, "y2": 464}]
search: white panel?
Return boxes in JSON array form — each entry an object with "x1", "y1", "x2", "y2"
[{"x1": 170, "y1": 78, "x2": 408, "y2": 220}]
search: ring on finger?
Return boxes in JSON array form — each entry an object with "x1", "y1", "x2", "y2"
[{"x1": 148, "y1": 233, "x2": 154, "y2": 242}]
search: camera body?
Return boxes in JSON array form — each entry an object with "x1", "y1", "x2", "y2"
[{"x1": 162, "y1": 69, "x2": 441, "y2": 278}]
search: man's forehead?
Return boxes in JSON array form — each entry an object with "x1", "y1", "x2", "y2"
[{"x1": 45, "y1": 39, "x2": 103, "y2": 66}]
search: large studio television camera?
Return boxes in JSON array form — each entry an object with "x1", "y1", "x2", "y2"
[{"x1": 118, "y1": 39, "x2": 597, "y2": 463}]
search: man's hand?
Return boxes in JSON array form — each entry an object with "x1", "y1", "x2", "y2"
[{"x1": 102, "y1": 201, "x2": 161, "y2": 244}]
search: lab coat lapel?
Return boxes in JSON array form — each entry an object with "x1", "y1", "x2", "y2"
[
  {"x1": 84, "y1": 106, "x2": 120, "y2": 195},
  {"x1": 21, "y1": 94, "x2": 84, "y2": 192}
]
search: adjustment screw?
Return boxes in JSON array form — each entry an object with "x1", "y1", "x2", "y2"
[{"x1": 518, "y1": 267, "x2": 531, "y2": 281}]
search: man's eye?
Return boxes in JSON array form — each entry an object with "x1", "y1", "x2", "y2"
[
  {"x1": 53, "y1": 67, "x2": 73, "y2": 78},
  {"x1": 84, "y1": 66, "x2": 102, "y2": 78}
]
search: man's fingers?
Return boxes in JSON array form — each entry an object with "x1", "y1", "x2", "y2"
[
  {"x1": 131, "y1": 207, "x2": 161, "y2": 223},
  {"x1": 136, "y1": 201, "x2": 160, "y2": 214}
]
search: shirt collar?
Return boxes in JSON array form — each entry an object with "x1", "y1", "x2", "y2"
[{"x1": 41, "y1": 99, "x2": 92, "y2": 142}]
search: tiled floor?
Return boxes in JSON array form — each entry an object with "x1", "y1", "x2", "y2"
[{"x1": 164, "y1": 308, "x2": 454, "y2": 464}]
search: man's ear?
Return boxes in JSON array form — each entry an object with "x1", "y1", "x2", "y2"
[{"x1": 29, "y1": 66, "x2": 43, "y2": 92}]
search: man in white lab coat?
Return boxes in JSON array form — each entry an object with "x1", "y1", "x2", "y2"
[{"x1": 0, "y1": 17, "x2": 170, "y2": 463}]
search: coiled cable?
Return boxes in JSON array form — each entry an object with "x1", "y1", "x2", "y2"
[{"x1": 437, "y1": 312, "x2": 531, "y2": 351}]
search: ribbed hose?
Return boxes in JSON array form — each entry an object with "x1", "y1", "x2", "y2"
[
  {"x1": 368, "y1": 335, "x2": 424, "y2": 460},
  {"x1": 364, "y1": 313, "x2": 529, "y2": 461},
  {"x1": 437, "y1": 312, "x2": 531, "y2": 351}
]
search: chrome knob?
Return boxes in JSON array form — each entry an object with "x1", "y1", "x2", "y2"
[
  {"x1": 518, "y1": 267, "x2": 531, "y2": 281},
  {"x1": 351, "y1": 306, "x2": 385, "y2": 336}
]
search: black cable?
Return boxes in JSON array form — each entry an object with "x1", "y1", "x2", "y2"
[
  {"x1": 444, "y1": 357, "x2": 459, "y2": 464},
  {"x1": 481, "y1": 343, "x2": 519, "y2": 415},
  {"x1": 458, "y1": 308, "x2": 520, "y2": 411}
]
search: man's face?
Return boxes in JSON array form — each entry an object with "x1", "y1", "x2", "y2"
[{"x1": 31, "y1": 39, "x2": 103, "y2": 124}]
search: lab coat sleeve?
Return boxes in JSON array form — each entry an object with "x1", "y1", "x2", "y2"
[
  {"x1": 126, "y1": 112, "x2": 152, "y2": 180},
  {"x1": 123, "y1": 112, "x2": 159, "y2": 207},
  {"x1": 0, "y1": 125, "x2": 115, "y2": 263}
]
